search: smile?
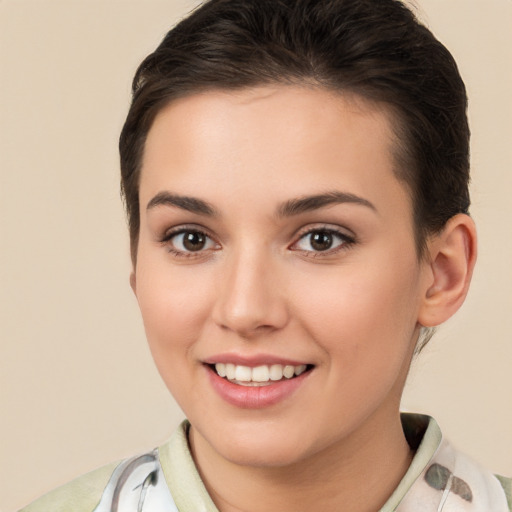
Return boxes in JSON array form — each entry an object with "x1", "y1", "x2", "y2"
[
  {"x1": 206, "y1": 362, "x2": 313, "y2": 408},
  {"x1": 213, "y1": 363, "x2": 309, "y2": 386}
]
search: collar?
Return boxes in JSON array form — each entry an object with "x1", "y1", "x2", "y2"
[{"x1": 158, "y1": 414, "x2": 509, "y2": 512}]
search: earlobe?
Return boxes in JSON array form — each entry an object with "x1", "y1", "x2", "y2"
[
  {"x1": 418, "y1": 214, "x2": 477, "y2": 327},
  {"x1": 130, "y1": 271, "x2": 137, "y2": 295}
]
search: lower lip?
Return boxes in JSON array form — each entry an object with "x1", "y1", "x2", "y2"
[{"x1": 206, "y1": 366, "x2": 311, "y2": 409}]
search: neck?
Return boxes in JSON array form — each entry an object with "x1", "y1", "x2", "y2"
[{"x1": 189, "y1": 409, "x2": 413, "y2": 512}]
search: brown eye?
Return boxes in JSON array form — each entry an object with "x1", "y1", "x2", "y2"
[
  {"x1": 291, "y1": 228, "x2": 353, "y2": 254},
  {"x1": 166, "y1": 229, "x2": 217, "y2": 254},
  {"x1": 310, "y1": 231, "x2": 333, "y2": 251},
  {"x1": 182, "y1": 231, "x2": 207, "y2": 251}
]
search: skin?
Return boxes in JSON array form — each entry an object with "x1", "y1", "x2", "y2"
[{"x1": 131, "y1": 86, "x2": 476, "y2": 512}]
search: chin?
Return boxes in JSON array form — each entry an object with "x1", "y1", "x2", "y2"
[
  {"x1": 199, "y1": 419, "x2": 318, "y2": 468},
  {"x1": 220, "y1": 439, "x2": 308, "y2": 468}
]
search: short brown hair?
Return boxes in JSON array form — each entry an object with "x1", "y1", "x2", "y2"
[{"x1": 120, "y1": 0, "x2": 470, "y2": 264}]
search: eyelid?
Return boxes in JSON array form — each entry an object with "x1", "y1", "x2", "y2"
[
  {"x1": 159, "y1": 224, "x2": 221, "y2": 257},
  {"x1": 158, "y1": 223, "x2": 355, "y2": 258},
  {"x1": 160, "y1": 223, "x2": 215, "y2": 242},
  {"x1": 292, "y1": 223, "x2": 356, "y2": 243},
  {"x1": 289, "y1": 224, "x2": 356, "y2": 255}
]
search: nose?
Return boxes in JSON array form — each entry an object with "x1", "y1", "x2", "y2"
[{"x1": 212, "y1": 246, "x2": 289, "y2": 338}]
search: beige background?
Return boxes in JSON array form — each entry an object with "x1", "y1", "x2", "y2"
[{"x1": 1, "y1": 0, "x2": 511, "y2": 510}]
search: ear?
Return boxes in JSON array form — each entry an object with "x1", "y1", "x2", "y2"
[
  {"x1": 418, "y1": 214, "x2": 477, "y2": 327},
  {"x1": 130, "y1": 271, "x2": 137, "y2": 295}
]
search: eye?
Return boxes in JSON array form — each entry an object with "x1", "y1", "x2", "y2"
[
  {"x1": 291, "y1": 228, "x2": 354, "y2": 254},
  {"x1": 163, "y1": 228, "x2": 218, "y2": 255}
]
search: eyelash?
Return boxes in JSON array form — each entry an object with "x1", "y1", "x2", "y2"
[
  {"x1": 160, "y1": 226, "x2": 219, "y2": 259},
  {"x1": 290, "y1": 227, "x2": 356, "y2": 257},
  {"x1": 159, "y1": 225, "x2": 356, "y2": 259}
]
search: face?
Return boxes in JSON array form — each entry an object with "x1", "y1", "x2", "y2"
[{"x1": 133, "y1": 86, "x2": 432, "y2": 468}]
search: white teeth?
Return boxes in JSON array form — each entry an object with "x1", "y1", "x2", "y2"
[
  {"x1": 252, "y1": 365, "x2": 270, "y2": 382},
  {"x1": 283, "y1": 365, "x2": 295, "y2": 379},
  {"x1": 215, "y1": 363, "x2": 226, "y2": 377},
  {"x1": 225, "y1": 363, "x2": 236, "y2": 380},
  {"x1": 270, "y1": 364, "x2": 283, "y2": 381},
  {"x1": 213, "y1": 363, "x2": 309, "y2": 384},
  {"x1": 235, "y1": 365, "x2": 252, "y2": 382},
  {"x1": 294, "y1": 364, "x2": 307, "y2": 376}
]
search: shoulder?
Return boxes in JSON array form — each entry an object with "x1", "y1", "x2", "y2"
[
  {"x1": 19, "y1": 448, "x2": 179, "y2": 512},
  {"x1": 18, "y1": 424, "x2": 193, "y2": 512},
  {"x1": 496, "y1": 474, "x2": 512, "y2": 511},
  {"x1": 19, "y1": 460, "x2": 119, "y2": 512},
  {"x1": 395, "y1": 414, "x2": 512, "y2": 512}
]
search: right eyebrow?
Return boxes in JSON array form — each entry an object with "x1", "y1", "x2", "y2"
[
  {"x1": 146, "y1": 191, "x2": 218, "y2": 217},
  {"x1": 276, "y1": 191, "x2": 377, "y2": 218}
]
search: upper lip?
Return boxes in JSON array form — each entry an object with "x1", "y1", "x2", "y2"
[{"x1": 203, "y1": 353, "x2": 311, "y2": 367}]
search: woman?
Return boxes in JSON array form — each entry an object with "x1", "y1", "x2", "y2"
[{"x1": 17, "y1": 0, "x2": 511, "y2": 510}]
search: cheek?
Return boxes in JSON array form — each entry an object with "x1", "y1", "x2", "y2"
[
  {"x1": 134, "y1": 259, "x2": 214, "y2": 373},
  {"x1": 291, "y1": 260, "x2": 422, "y2": 430},
  {"x1": 292, "y1": 255, "x2": 421, "y2": 366}
]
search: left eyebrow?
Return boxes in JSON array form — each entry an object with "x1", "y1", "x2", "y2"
[
  {"x1": 146, "y1": 191, "x2": 218, "y2": 216},
  {"x1": 276, "y1": 191, "x2": 377, "y2": 217}
]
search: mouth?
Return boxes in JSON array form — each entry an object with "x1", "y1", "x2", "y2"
[{"x1": 208, "y1": 363, "x2": 313, "y2": 387}]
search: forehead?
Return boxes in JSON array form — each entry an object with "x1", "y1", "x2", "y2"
[{"x1": 140, "y1": 85, "x2": 412, "y2": 219}]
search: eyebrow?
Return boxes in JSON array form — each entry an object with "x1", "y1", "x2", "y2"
[
  {"x1": 146, "y1": 192, "x2": 218, "y2": 216},
  {"x1": 277, "y1": 191, "x2": 377, "y2": 217},
  {"x1": 146, "y1": 190, "x2": 376, "y2": 218}
]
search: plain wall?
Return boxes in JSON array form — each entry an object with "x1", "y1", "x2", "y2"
[{"x1": 1, "y1": 1, "x2": 511, "y2": 510}]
